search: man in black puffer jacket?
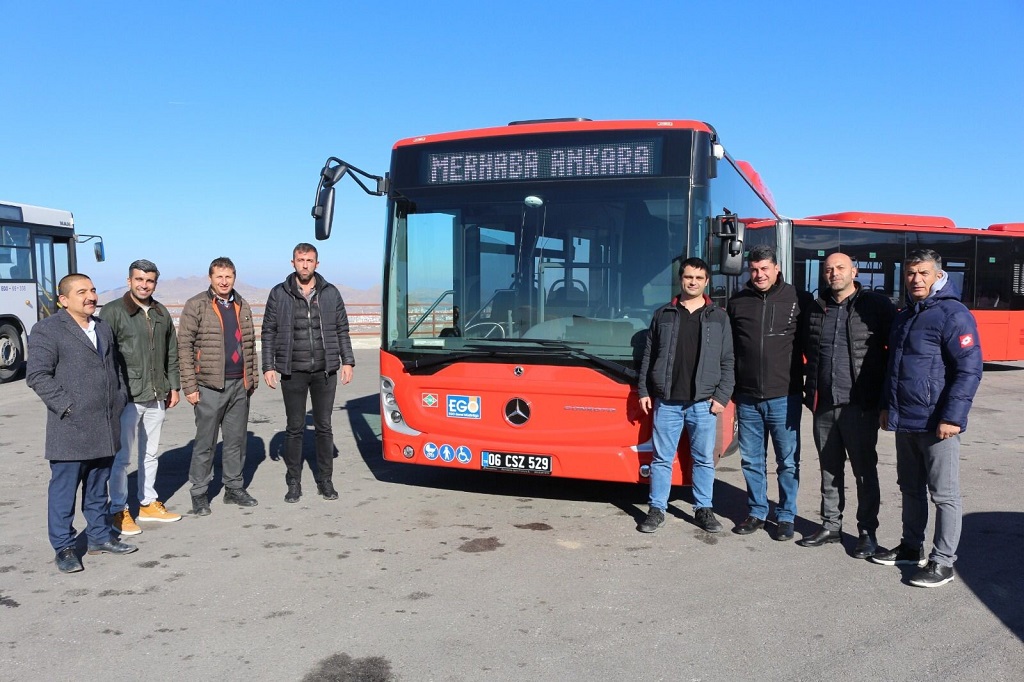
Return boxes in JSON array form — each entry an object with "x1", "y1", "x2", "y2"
[
  {"x1": 262, "y1": 243, "x2": 355, "y2": 503},
  {"x1": 797, "y1": 253, "x2": 895, "y2": 558},
  {"x1": 727, "y1": 245, "x2": 808, "y2": 541}
]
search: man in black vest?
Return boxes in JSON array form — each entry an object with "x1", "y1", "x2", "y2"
[
  {"x1": 798, "y1": 252, "x2": 895, "y2": 558},
  {"x1": 262, "y1": 243, "x2": 355, "y2": 503}
]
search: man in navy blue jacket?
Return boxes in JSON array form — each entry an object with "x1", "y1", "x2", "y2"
[{"x1": 871, "y1": 249, "x2": 982, "y2": 588}]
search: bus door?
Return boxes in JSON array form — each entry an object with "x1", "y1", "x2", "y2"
[{"x1": 32, "y1": 235, "x2": 68, "y2": 319}]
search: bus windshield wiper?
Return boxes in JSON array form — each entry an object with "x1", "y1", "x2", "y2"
[
  {"x1": 401, "y1": 349, "x2": 496, "y2": 373},
  {"x1": 466, "y1": 339, "x2": 638, "y2": 384}
]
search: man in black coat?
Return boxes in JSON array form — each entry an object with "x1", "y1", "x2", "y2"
[
  {"x1": 262, "y1": 243, "x2": 355, "y2": 503},
  {"x1": 797, "y1": 253, "x2": 895, "y2": 558},
  {"x1": 727, "y1": 245, "x2": 806, "y2": 541},
  {"x1": 27, "y1": 274, "x2": 136, "y2": 573}
]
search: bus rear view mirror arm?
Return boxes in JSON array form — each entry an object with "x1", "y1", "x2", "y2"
[
  {"x1": 311, "y1": 156, "x2": 389, "y2": 241},
  {"x1": 713, "y1": 211, "x2": 745, "y2": 276}
]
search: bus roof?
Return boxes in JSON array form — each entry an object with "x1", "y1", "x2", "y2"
[
  {"x1": 0, "y1": 200, "x2": 75, "y2": 229},
  {"x1": 393, "y1": 119, "x2": 715, "y2": 148},
  {"x1": 801, "y1": 212, "x2": 957, "y2": 229}
]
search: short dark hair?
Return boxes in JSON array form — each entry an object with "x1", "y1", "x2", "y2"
[
  {"x1": 748, "y1": 244, "x2": 778, "y2": 265},
  {"x1": 680, "y1": 257, "x2": 710, "y2": 277},
  {"x1": 58, "y1": 273, "x2": 92, "y2": 297},
  {"x1": 128, "y1": 259, "x2": 160, "y2": 279},
  {"x1": 293, "y1": 243, "x2": 318, "y2": 259},
  {"x1": 906, "y1": 248, "x2": 942, "y2": 271},
  {"x1": 208, "y1": 257, "x2": 236, "y2": 275}
]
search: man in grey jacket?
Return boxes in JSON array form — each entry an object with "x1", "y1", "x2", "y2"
[
  {"x1": 636, "y1": 257, "x2": 735, "y2": 533},
  {"x1": 27, "y1": 274, "x2": 135, "y2": 573},
  {"x1": 262, "y1": 243, "x2": 355, "y2": 503}
]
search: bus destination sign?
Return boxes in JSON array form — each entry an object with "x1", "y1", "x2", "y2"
[{"x1": 425, "y1": 139, "x2": 662, "y2": 185}]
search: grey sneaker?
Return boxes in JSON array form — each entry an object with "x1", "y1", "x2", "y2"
[
  {"x1": 637, "y1": 508, "x2": 666, "y2": 533},
  {"x1": 694, "y1": 507, "x2": 723, "y2": 533}
]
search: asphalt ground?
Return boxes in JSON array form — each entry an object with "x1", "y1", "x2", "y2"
[{"x1": 1, "y1": 348, "x2": 1022, "y2": 681}]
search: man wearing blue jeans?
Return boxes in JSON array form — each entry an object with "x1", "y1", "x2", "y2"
[
  {"x1": 636, "y1": 257, "x2": 734, "y2": 533},
  {"x1": 871, "y1": 249, "x2": 982, "y2": 587},
  {"x1": 727, "y1": 245, "x2": 807, "y2": 541}
]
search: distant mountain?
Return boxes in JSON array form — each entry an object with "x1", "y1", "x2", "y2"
[{"x1": 99, "y1": 276, "x2": 382, "y2": 305}]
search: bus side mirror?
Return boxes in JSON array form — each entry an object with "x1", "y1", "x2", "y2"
[
  {"x1": 313, "y1": 185, "x2": 335, "y2": 241},
  {"x1": 93, "y1": 240, "x2": 105, "y2": 262},
  {"x1": 714, "y1": 213, "x2": 745, "y2": 276}
]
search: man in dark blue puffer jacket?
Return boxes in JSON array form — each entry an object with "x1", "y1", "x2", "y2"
[{"x1": 871, "y1": 249, "x2": 982, "y2": 588}]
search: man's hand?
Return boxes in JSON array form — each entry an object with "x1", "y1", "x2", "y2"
[
  {"x1": 166, "y1": 389, "x2": 179, "y2": 409},
  {"x1": 341, "y1": 365, "x2": 354, "y2": 385},
  {"x1": 710, "y1": 399, "x2": 725, "y2": 416},
  {"x1": 185, "y1": 391, "x2": 200, "y2": 406},
  {"x1": 879, "y1": 409, "x2": 889, "y2": 431},
  {"x1": 263, "y1": 370, "x2": 278, "y2": 389},
  {"x1": 937, "y1": 421, "x2": 961, "y2": 439},
  {"x1": 639, "y1": 396, "x2": 652, "y2": 415}
]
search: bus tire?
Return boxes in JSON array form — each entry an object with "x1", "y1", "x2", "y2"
[{"x1": 0, "y1": 323, "x2": 25, "y2": 383}]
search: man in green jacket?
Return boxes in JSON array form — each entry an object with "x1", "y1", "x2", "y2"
[{"x1": 100, "y1": 259, "x2": 182, "y2": 534}]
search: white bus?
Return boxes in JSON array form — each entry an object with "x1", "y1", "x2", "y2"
[{"x1": 0, "y1": 201, "x2": 104, "y2": 382}]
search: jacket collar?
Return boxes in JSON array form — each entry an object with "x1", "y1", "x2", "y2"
[{"x1": 121, "y1": 291, "x2": 165, "y2": 316}]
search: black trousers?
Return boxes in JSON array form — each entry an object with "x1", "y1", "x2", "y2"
[
  {"x1": 811, "y1": 403, "x2": 881, "y2": 533},
  {"x1": 280, "y1": 370, "x2": 338, "y2": 482}
]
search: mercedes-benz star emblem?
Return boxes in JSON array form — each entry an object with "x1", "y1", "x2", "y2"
[
  {"x1": 514, "y1": 366, "x2": 525, "y2": 376},
  {"x1": 504, "y1": 398, "x2": 530, "y2": 426}
]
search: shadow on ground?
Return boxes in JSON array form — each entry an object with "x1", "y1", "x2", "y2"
[{"x1": 957, "y1": 511, "x2": 1024, "y2": 641}]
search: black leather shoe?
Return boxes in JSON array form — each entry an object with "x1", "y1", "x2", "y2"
[
  {"x1": 192, "y1": 494, "x2": 211, "y2": 516},
  {"x1": 285, "y1": 479, "x2": 302, "y2": 503},
  {"x1": 224, "y1": 488, "x2": 258, "y2": 507},
  {"x1": 317, "y1": 479, "x2": 339, "y2": 501},
  {"x1": 54, "y1": 546, "x2": 83, "y2": 573},
  {"x1": 733, "y1": 516, "x2": 765, "y2": 535},
  {"x1": 87, "y1": 540, "x2": 138, "y2": 555},
  {"x1": 797, "y1": 528, "x2": 842, "y2": 547},
  {"x1": 774, "y1": 521, "x2": 795, "y2": 541},
  {"x1": 852, "y1": 532, "x2": 878, "y2": 559}
]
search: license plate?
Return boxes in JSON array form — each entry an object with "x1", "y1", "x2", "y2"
[{"x1": 481, "y1": 450, "x2": 552, "y2": 475}]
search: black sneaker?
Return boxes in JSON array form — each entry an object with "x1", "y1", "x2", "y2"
[
  {"x1": 870, "y1": 542, "x2": 925, "y2": 566},
  {"x1": 637, "y1": 508, "x2": 666, "y2": 533},
  {"x1": 316, "y1": 479, "x2": 339, "y2": 501},
  {"x1": 694, "y1": 507, "x2": 723, "y2": 533},
  {"x1": 191, "y1": 494, "x2": 211, "y2": 516},
  {"x1": 909, "y1": 560, "x2": 954, "y2": 588},
  {"x1": 285, "y1": 479, "x2": 302, "y2": 503},
  {"x1": 223, "y1": 488, "x2": 259, "y2": 507}
]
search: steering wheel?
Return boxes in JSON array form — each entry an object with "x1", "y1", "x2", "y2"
[
  {"x1": 463, "y1": 322, "x2": 505, "y2": 339},
  {"x1": 547, "y1": 278, "x2": 588, "y2": 300}
]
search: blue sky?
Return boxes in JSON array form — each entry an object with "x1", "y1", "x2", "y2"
[{"x1": 3, "y1": 1, "x2": 1021, "y2": 292}]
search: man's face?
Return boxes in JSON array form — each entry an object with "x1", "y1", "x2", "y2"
[
  {"x1": 680, "y1": 265, "x2": 708, "y2": 300},
  {"x1": 292, "y1": 250, "x2": 318, "y2": 283},
  {"x1": 824, "y1": 254, "x2": 856, "y2": 298},
  {"x1": 59, "y1": 278, "x2": 98, "y2": 319},
  {"x1": 905, "y1": 260, "x2": 941, "y2": 303},
  {"x1": 127, "y1": 269, "x2": 158, "y2": 303},
  {"x1": 209, "y1": 266, "x2": 236, "y2": 297},
  {"x1": 748, "y1": 259, "x2": 780, "y2": 292}
]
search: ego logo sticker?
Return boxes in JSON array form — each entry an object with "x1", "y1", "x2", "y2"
[{"x1": 447, "y1": 395, "x2": 481, "y2": 419}]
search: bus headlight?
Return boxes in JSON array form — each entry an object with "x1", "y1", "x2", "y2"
[{"x1": 402, "y1": 445, "x2": 415, "y2": 459}]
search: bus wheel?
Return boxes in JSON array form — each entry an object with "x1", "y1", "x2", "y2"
[{"x1": 0, "y1": 323, "x2": 25, "y2": 383}]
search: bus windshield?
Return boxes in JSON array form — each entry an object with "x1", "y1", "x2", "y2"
[{"x1": 385, "y1": 180, "x2": 690, "y2": 370}]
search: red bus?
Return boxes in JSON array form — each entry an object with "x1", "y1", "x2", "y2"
[
  {"x1": 311, "y1": 118, "x2": 784, "y2": 483},
  {"x1": 745, "y1": 212, "x2": 1024, "y2": 362}
]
